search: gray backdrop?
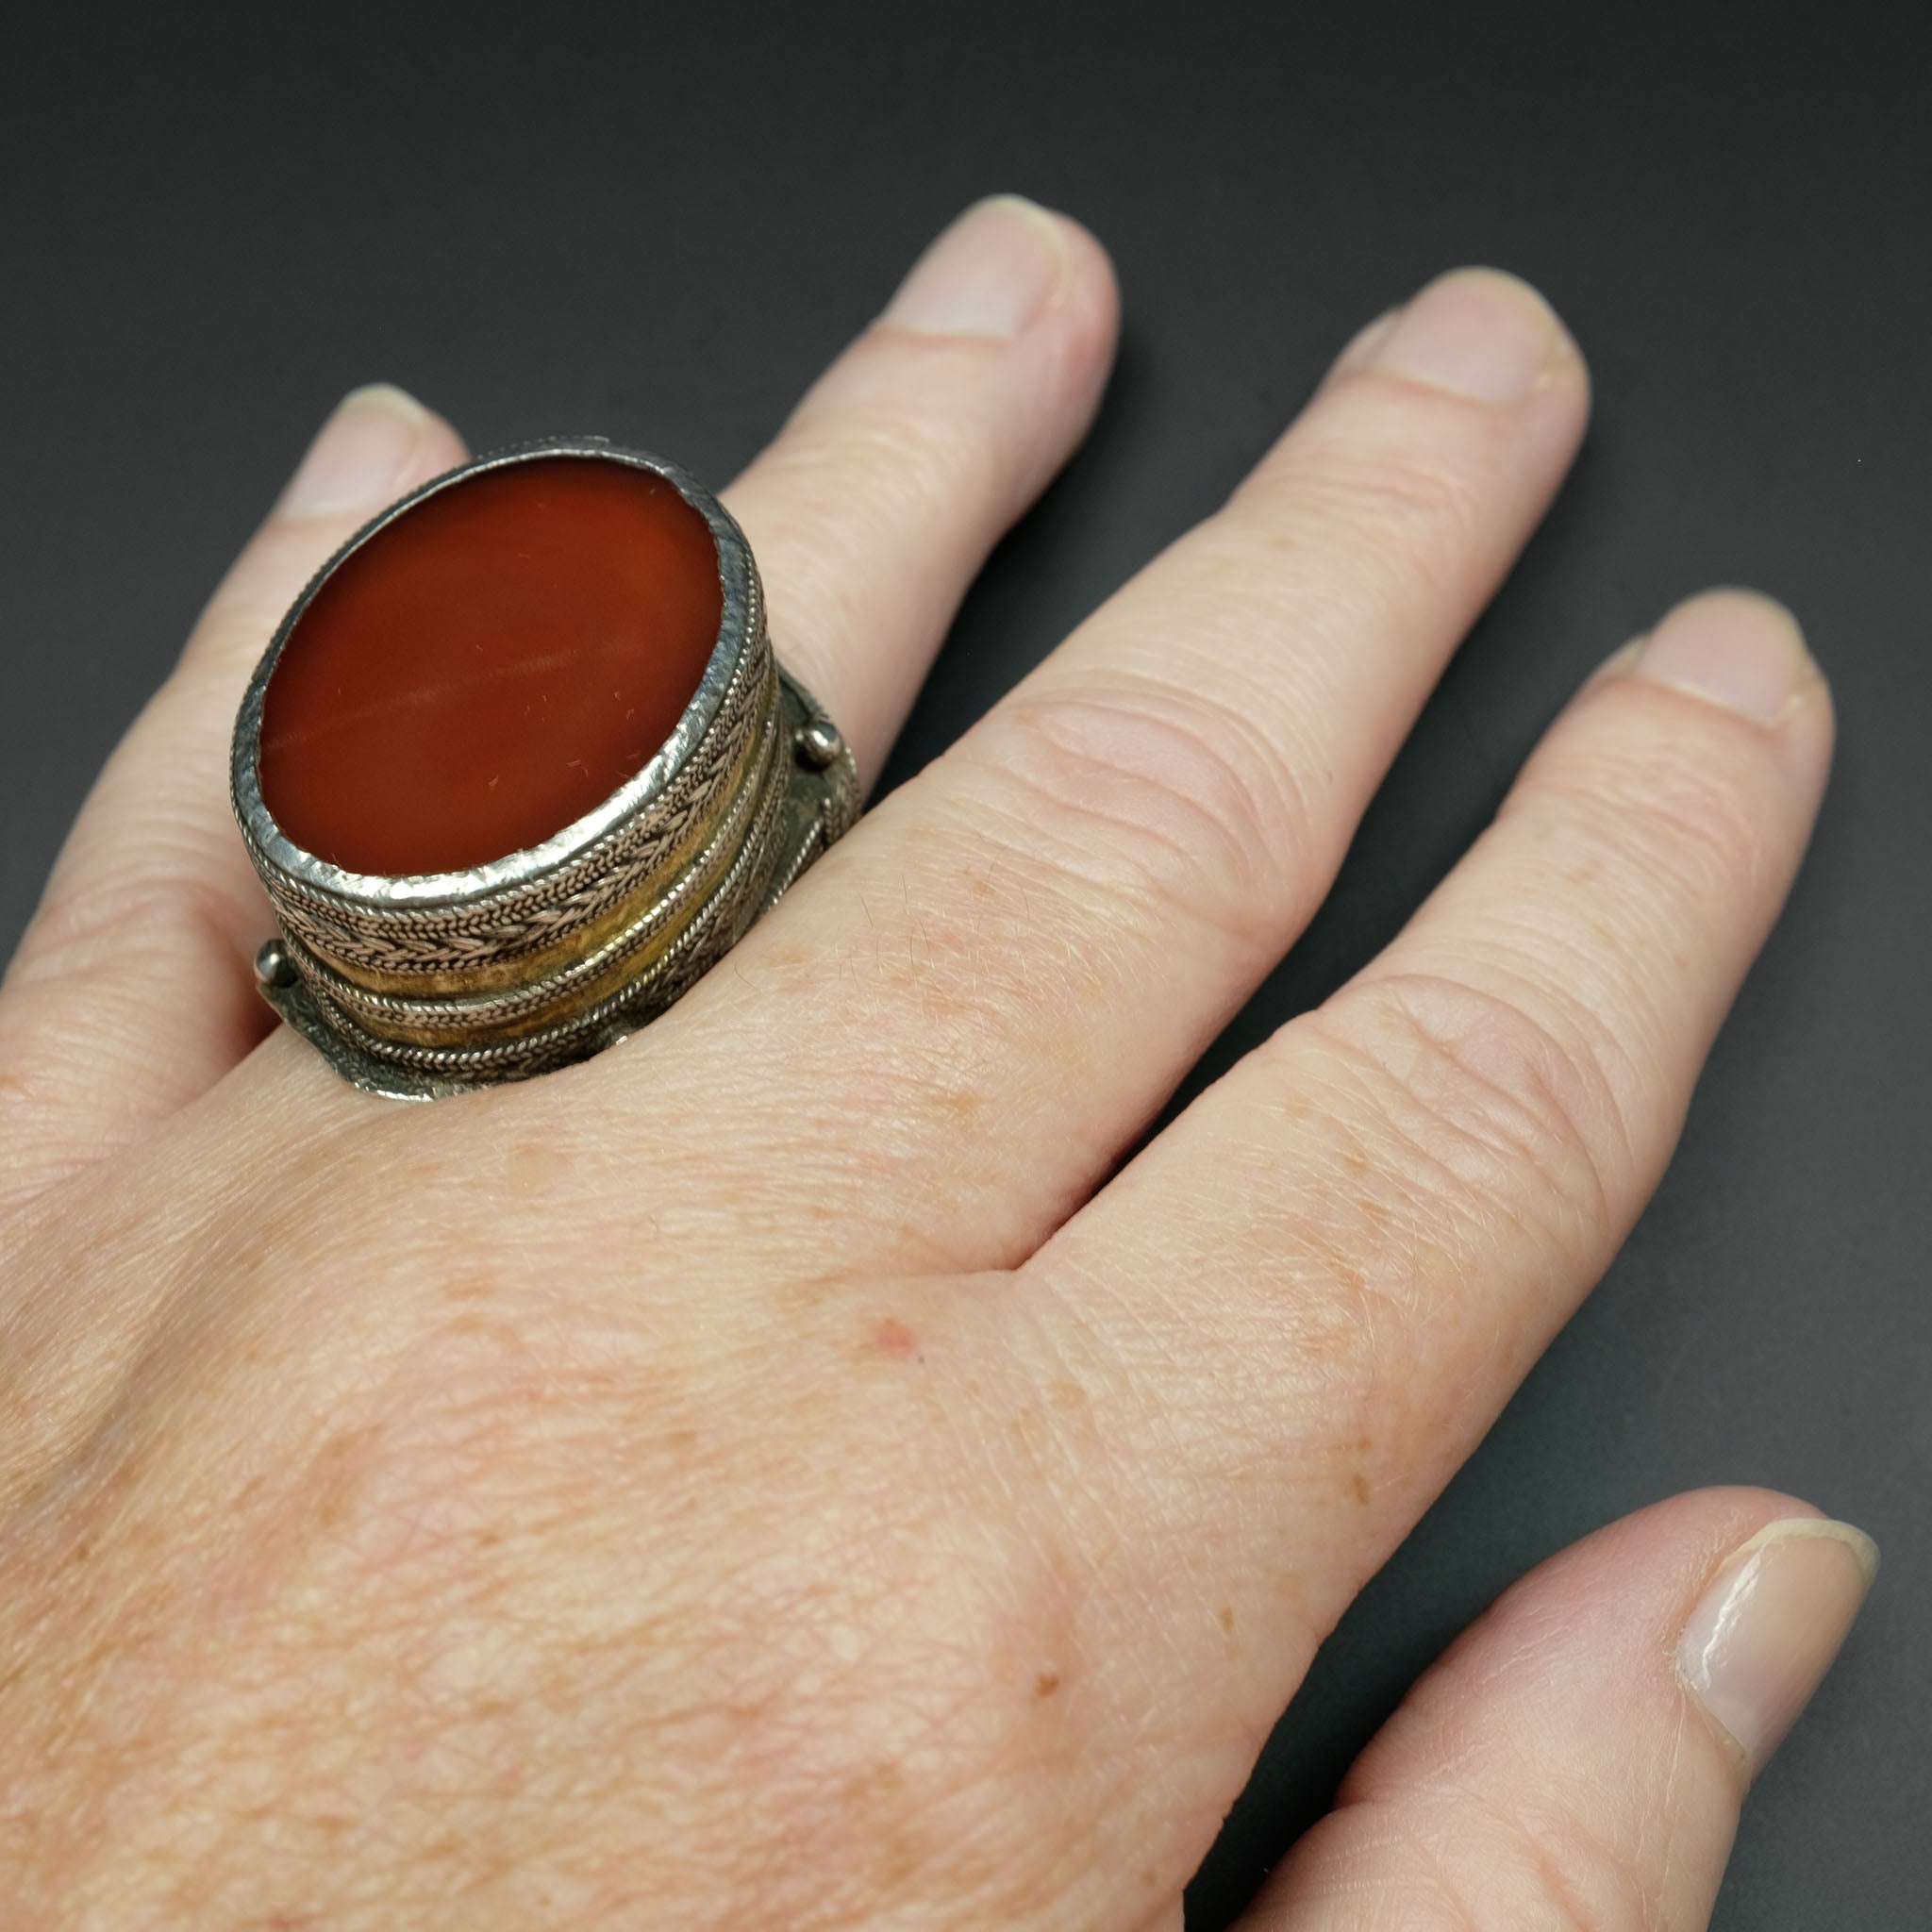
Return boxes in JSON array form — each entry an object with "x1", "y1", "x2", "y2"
[{"x1": 6, "y1": 4, "x2": 1925, "y2": 1924}]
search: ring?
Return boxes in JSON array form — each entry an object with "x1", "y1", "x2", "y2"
[{"x1": 230, "y1": 437, "x2": 859, "y2": 1101}]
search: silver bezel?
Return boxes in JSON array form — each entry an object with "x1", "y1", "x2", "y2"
[{"x1": 229, "y1": 435, "x2": 759, "y2": 916}]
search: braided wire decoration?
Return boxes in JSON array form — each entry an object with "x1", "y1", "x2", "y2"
[{"x1": 252, "y1": 643, "x2": 773, "y2": 978}]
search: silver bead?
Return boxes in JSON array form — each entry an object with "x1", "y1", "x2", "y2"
[
  {"x1": 255, "y1": 939, "x2": 299, "y2": 990},
  {"x1": 794, "y1": 717, "x2": 845, "y2": 770}
]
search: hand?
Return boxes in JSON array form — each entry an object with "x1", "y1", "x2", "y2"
[{"x1": 0, "y1": 195, "x2": 1872, "y2": 1930}]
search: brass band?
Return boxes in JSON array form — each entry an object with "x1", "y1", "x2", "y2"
[{"x1": 231, "y1": 439, "x2": 859, "y2": 1101}]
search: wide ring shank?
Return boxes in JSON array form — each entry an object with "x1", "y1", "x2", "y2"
[{"x1": 231, "y1": 437, "x2": 858, "y2": 1099}]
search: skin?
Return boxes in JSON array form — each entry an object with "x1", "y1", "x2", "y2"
[{"x1": 0, "y1": 198, "x2": 1863, "y2": 1927}]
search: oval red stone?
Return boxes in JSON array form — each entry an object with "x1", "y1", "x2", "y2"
[{"x1": 258, "y1": 456, "x2": 724, "y2": 876}]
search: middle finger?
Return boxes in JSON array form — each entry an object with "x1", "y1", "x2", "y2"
[{"x1": 707, "y1": 267, "x2": 1591, "y2": 1272}]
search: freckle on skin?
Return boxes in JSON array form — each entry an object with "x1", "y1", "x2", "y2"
[
  {"x1": 1351, "y1": 1472, "x2": 1372, "y2": 1506},
  {"x1": 935, "y1": 1086, "x2": 982, "y2": 1124},
  {"x1": 1034, "y1": 1670, "x2": 1061, "y2": 1698},
  {"x1": 871, "y1": 1317, "x2": 920, "y2": 1360},
  {"x1": 307, "y1": 1427, "x2": 378, "y2": 1532},
  {"x1": 1049, "y1": 1378, "x2": 1087, "y2": 1410},
  {"x1": 508, "y1": 1139, "x2": 571, "y2": 1200}
]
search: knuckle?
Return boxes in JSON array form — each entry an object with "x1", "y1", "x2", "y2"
[
  {"x1": 1229, "y1": 421, "x2": 1499, "y2": 608},
  {"x1": 775, "y1": 369, "x2": 1005, "y2": 530},
  {"x1": 822, "y1": 388, "x2": 986, "y2": 496},
  {"x1": 1302, "y1": 968, "x2": 1632, "y2": 1259},
  {"x1": 965, "y1": 680, "x2": 1313, "y2": 950},
  {"x1": 7, "y1": 701, "x2": 256, "y2": 995},
  {"x1": 1508, "y1": 1809, "x2": 1658, "y2": 1932},
  {"x1": 732, "y1": 393, "x2": 1005, "y2": 683},
  {"x1": 1338, "y1": 1656, "x2": 1667, "y2": 1929},
  {"x1": 1381, "y1": 1803, "x2": 1653, "y2": 1932},
  {"x1": 11, "y1": 856, "x2": 251, "y2": 995},
  {"x1": 183, "y1": 597, "x2": 279, "y2": 686}
]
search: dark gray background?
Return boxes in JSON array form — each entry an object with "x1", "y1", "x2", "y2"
[{"x1": 6, "y1": 3, "x2": 1925, "y2": 1924}]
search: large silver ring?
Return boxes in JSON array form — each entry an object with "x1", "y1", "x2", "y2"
[{"x1": 230, "y1": 436, "x2": 858, "y2": 1101}]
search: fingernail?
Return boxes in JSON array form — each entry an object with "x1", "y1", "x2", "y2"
[
  {"x1": 1628, "y1": 589, "x2": 1817, "y2": 726},
  {"x1": 1675, "y1": 1517, "x2": 1877, "y2": 1780},
  {"x1": 1369, "y1": 267, "x2": 1571, "y2": 403},
  {"x1": 881, "y1": 194, "x2": 1071, "y2": 340},
  {"x1": 279, "y1": 383, "x2": 436, "y2": 518}
]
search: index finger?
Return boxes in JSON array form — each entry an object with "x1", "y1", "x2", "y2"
[{"x1": 0, "y1": 391, "x2": 468, "y2": 1214}]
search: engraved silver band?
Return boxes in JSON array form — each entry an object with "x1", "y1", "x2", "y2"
[{"x1": 230, "y1": 437, "x2": 859, "y2": 1101}]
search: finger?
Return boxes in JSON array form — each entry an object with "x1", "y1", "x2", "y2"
[
  {"x1": 0, "y1": 389, "x2": 467, "y2": 1211},
  {"x1": 1030, "y1": 592, "x2": 1834, "y2": 1794},
  {"x1": 1237, "y1": 1492, "x2": 1876, "y2": 1931},
  {"x1": 723, "y1": 193, "x2": 1120, "y2": 784},
  {"x1": 695, "y1": 266, "x2": 1591, "y2": 1270}
]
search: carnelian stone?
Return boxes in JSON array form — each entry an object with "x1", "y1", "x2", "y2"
[{"x1": 258, "y1": 457, "x2": 723, "y2": 876}]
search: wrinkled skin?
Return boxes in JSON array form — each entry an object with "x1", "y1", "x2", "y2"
[{"x1": 0, "y1": 199, "x2": 1865, "y2": 1929}]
